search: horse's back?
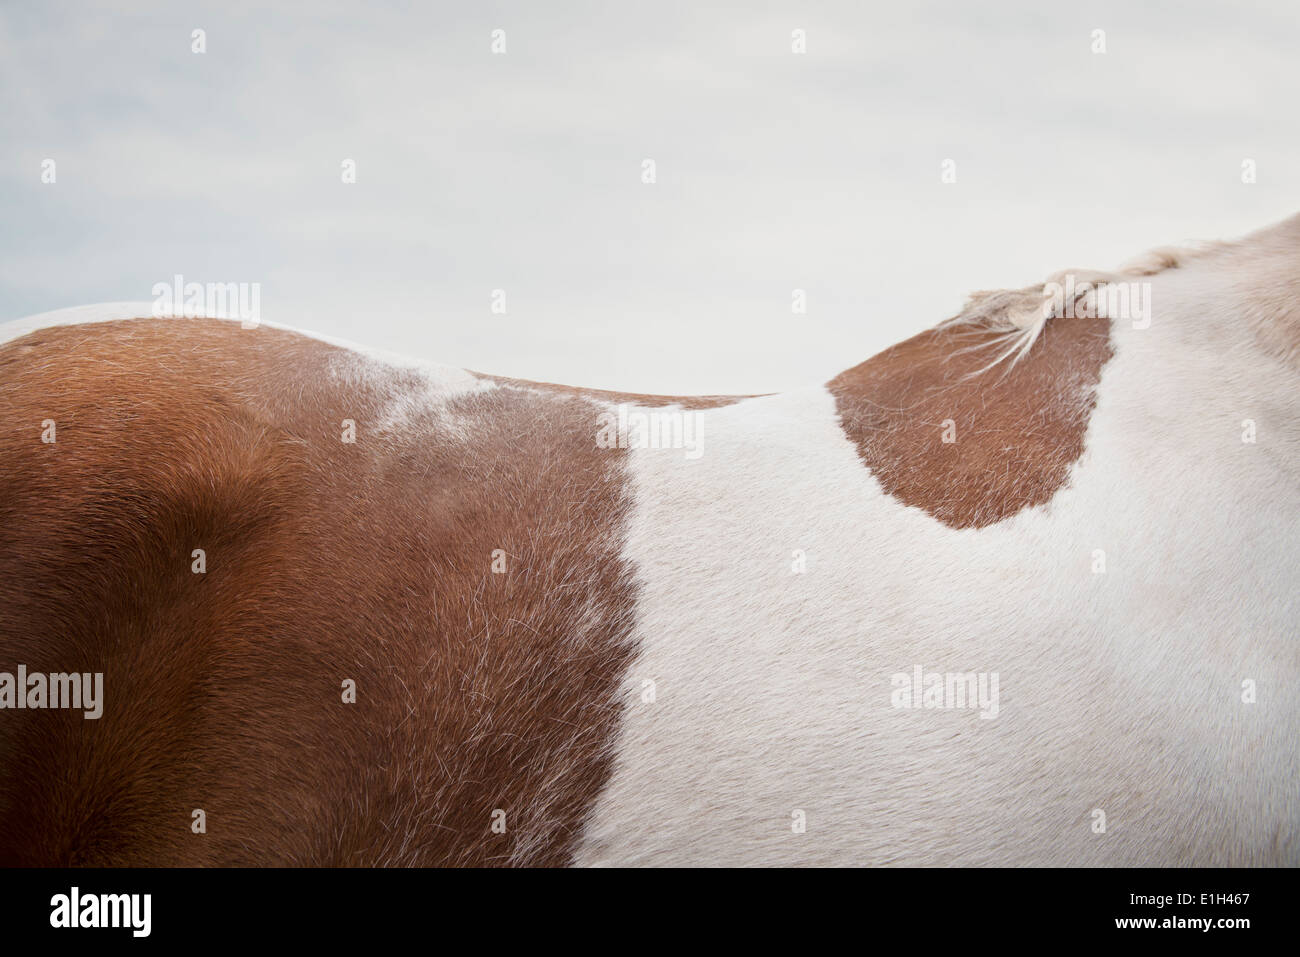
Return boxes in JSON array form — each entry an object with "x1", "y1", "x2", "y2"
[{"x1": 2, "y1": 267, "x2": 1297, "y2": 867}]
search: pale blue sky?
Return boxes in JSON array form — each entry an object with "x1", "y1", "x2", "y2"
[{"x1": 2, "y1": 0, "x2": 1297, "y2": 392}]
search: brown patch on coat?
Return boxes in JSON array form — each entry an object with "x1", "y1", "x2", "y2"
[
  {"x1": 0, "y1": 317, "x2": 639, "y2": 866},
  {"x1": 827, "y1": 316, "x2": 1114, "y2": 528}
]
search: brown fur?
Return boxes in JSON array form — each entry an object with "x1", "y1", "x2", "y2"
[
  {"x1": 0, "y1": 318, "x2": 638, "y2": 866},
  {"x1": 472, "y1": 372, "x2": 751, "y2": 409},
  {"x1": 827, "y1": 316, "x2": 1114, "y2": 528}
]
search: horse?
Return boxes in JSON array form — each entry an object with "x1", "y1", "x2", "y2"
[{"x1": 1, "y1": 214, "x2": 1296, "y2": 867}]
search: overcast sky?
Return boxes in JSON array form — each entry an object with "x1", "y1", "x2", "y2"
[{"x1": 2, "y1": 1, "x2": 1297, "y2": 393}]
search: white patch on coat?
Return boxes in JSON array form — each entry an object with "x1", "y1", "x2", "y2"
[{"x1": 575, "y1": 246, "x2": 1299, "y2": 866}]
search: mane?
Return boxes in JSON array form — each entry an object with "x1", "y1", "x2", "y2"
[{"x1": 943, "y1": 235, "x2": 1238, "y2": 373}]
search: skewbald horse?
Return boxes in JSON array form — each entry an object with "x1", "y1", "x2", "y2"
[{"x1": 0, "y1": 215, "x2": 1297, "y2": 866}]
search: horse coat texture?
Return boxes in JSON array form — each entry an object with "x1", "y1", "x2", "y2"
[{"x1": 0, "y1": 215, "x2": 1297, "y2": 867}]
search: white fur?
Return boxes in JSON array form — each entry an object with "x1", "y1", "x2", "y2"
[{"x1": 575, "y1": 222, "x2": 1300, "y2": 866}]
